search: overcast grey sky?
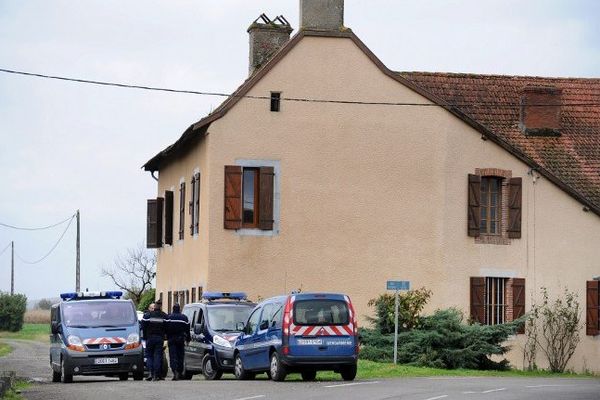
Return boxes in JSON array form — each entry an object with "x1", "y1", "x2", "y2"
[{"x1": 0, "y1": 0, "x2": 598, "y2": 302}]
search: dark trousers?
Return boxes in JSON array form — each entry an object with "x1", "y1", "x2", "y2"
[
  {"x1": 168, "y1": 338, "x2": 185, "y2": 374},
  {"x1": 146, "y1": 336, "x2": 164, "y2": 378}
]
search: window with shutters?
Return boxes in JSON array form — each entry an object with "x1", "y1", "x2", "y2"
[
  {"x1": 164, "y1": 191, "x2": 174, "y2": 245},
  {"x1": 224, "y1": 161, "x2": 279, "y2": 235},
  {"x1": 468, "y1": 169, "x2": 521, "y2": 245},
  {"x1": 470, "y1": 276, "x2": 525, "y2": 330}
]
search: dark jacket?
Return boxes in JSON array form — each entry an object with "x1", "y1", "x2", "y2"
[
  {"x1": 166, "y1": 312, "x2": 191, "y2": 342},
  {"x1": 142, "y1": 310, "x2": 168, "y2": 338}
]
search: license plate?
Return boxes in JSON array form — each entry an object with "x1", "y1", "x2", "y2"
[
  {"x1": 94, "y1": 357, "x2": 118, "y2": 365},
  {"x1": 297, "y1": 339, "x2": 323, "y2": 345}
]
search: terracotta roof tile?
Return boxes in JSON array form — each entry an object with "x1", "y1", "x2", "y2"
[{"x1": 399, "y1": 72, "x2": 600, "y2": 211}]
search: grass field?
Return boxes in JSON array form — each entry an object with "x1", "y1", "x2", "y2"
[
  {"x1": 0, "y1": 324, "x2": 49, "y2": 343},
  {"x1": 0, "y1": 342, "x2": 12, "y2": 357},
  {"x1": 24, "y1": 309, "x2": 50, "y2": 324},
  {"x1": 1, "y1": 381, "x2": 31, "y2": 400}
]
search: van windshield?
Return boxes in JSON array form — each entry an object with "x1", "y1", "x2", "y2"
[
  {"x1": 207, "y1": 306, "x2": 253, "y2": 332},
  {"x1": 293, "y1": 300, "x2": 349, "y2": 325},
  {"x1": 62, "y1": 301, "x2": 136, "y2": 328}
]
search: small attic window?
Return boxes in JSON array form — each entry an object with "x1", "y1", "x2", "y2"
[{"x1": 270, "y1": 92, "x2": 281, "y2": 112}]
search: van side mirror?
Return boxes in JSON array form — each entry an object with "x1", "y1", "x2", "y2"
[
  {"x1": 236, "y1": 322, "x2": 245, "y2": 332},
  {"x1": 259, "y1": 320, "x2": 269, "y2": 331},
  {"x1": 51, "y1": 322, "x2": 60, "y2": 335},
  {"x1": 193, "y1": 324, "x2": 203, "y2": 335}
]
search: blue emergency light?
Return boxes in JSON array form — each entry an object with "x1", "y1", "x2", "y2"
[
  {"x1": 202, "y1": 292, "x2": 247, "y2": 301},
  {"x1": 60, "y1": 291, "x2": 123, "y2": 301}
]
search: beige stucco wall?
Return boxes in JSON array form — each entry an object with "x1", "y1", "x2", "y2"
[{"x1": 154, "y1": 35, "x2": 600, "y2": 372}]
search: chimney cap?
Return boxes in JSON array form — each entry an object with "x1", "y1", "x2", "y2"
[{"x1": 248, "y1": 14, "x2": 293, "y2": 33}]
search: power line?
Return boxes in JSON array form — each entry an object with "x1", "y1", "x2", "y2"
[
  {"x1": 0, "y1": 213, "x2": 75, "y2": 231},
  {"x1": 14, "y1": 215, "x2": 75, "y2": 265},
  {"x1": 1, "y1": 67, "x2": 599, "y2": 108},
  {"x1": 0, "y1": 242, "x2": 11, "y2": 257}
]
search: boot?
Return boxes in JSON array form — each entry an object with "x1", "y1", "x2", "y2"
[
  {"x1": 145, "y1": 374, "x2": 153, "y2": 381},
  {"x1": 172, "y1": 371, "x2": 179, "y2": 381}
]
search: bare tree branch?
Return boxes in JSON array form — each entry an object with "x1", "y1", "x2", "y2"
[{"x1": 101, "y1": 243, "x2": 156, "y2": 305}]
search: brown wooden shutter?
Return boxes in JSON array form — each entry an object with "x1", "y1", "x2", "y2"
[
  {"x1": 224, "y1": 165, "x2": 242, "y2": 229},
  {"x1": 146, "y1": 198, "x2": 163, "y2": 248},
  {"x1": 189, "y1": 175, "x2": 196, "y2": 235},
  {"x1": 586, "y1": 280, "x2": 599, "y2": 336},
  {"x1": 468, "y1": 174, "x2": 481, "y2": 237},
  {"x1": 470, "y1": 277, "x2": 485, "y2": 324},
  {"x1": 179, "y1": 182, "x2": 186, "y2": 240},
  {"x1": 259, "y1": 167, "x2": 275, "y2": 230},
  {"x1": 512, "y1": 278, "x2": 526, "y2": 334},
  {"x1": 508, "y1": 177, "x2": 522, "y2": 239},
  {"x1": 164, "y1": 191, "x2": 174, "y2": 245},
  {"x1": 194, "y1": 173, "x2": 200, "y2": 233},
  {"x1": 167, "y1": 291, "x2": 172, "y2": 312}
]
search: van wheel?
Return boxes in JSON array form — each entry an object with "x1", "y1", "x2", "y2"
[
  {"x1": 60, "y1": 359, "x2": 73, "y2": 383},
  {"x1": 52, "y1": 367, "x2": 61, "y2": 383},
  {"x1": 133, "y1": 371, "x2": 144, "y2": 381},
  {"x1": 234, "y1": 354, "x2": 254, "y2": 380},
  {"x1": 340, "y1": 364, "x2": 357, "y2": 381},
  {"x1": 269, "y1": 352, "x2": 287, "y2": 382},
  {"x1": 301, "y1": 370, "x2": 316, "y2": 381},
  {"x1": 118, "y1": 373, "x2": 128, "y2": 381},
  {"x1": 202, "y1": 355, "x2": 222, "y2": 380},
  {"x1": 181, "y1": 357, "x2": 193, "y2": 380}
]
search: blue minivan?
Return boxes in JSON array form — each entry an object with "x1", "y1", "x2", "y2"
[
  {"x1": 233, "y1": 293, "x2": 358, "y2": 381},
  {"x1": 49, "y1": 291, "x2": 144, "y2": 383}
]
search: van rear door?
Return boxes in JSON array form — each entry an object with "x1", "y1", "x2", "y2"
[{"x1": 288, "y1": 295, "x2": 355, "y2": 358}]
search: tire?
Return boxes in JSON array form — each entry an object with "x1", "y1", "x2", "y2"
[
  {"x1": 60, "y1": 359, "x2": 73, "y2": 383},
  {"x1": 133, "y1": 371, "x2": 144, "y2": 381},
  {"x1": 118, "y1": 373, "x2": 128, "y2": 381},
  {"x1": 301, "y1": 370, "x2": 317, "y2": 381},
  {"x1": 181, "y1": 357, "x2": 194, "y2": 380},
  {"x1": 52, "y1": 367, "x2": 61, "y2": 383},
  {"x1": 269, "y1": 352, "x2": 287, "y2": 382},
  {"x1": 233, "y1": 354, "x2": 254, "y2": 380},
  {"x1": 202, "y1": 354, "x2": 223, "y2": 380},
  {"x1": 340, "y1": 364, "x2": 357, "y2": 381}
]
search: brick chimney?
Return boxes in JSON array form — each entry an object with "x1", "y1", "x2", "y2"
[
  {"x1": 248, "y1": 14, "x2": 293, "y2": 76},
  {"x1": 520, "y1": 86, "x2": 562, "y2": 136},
  {"x1": 300, "y1": 0, "x2": 344, "y2": 31}
]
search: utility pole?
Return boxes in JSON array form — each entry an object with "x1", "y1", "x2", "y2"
[
  {"x1": 76, "y1": 210, "x2": 80, "y2": 292},
  {"x1": 10, "y1": 241, "x2": 14, "y2": 295}
]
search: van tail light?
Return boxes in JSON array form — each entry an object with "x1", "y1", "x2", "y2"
[
  {"x1": 282, "y1": 296, "x2": 293, "y2": 337},
  {"x1": 347, "y1": 297, "x2": 359, "y2": 354},
  {"x1": 282, "y1": 345, "x2": 289, "y2": 355}
]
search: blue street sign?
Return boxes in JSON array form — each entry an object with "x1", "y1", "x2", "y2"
[{"x1": 387, "y1": 280, "x2": 410, "y2": 291}]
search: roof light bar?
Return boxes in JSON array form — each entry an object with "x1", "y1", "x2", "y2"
[
  {"x1": 202, "y1": 292, "x2": 247, "y2": 301},
  {"x1": 59, "y1": 291, "x2": 123, "y2": 301}
]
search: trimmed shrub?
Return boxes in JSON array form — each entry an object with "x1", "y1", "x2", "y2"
[
  {"x1": 361, "y1": 308, "x2": 519, "y2": 370},
  {"x1": 0, "y1": 292, "x2": 27, "y2": 332},
  {"x1": 137, "y1": 288, "x2": 156, "y2": 312},
  {"x1": 366, "y1": 288, "x2": 432, "y2": 334}
]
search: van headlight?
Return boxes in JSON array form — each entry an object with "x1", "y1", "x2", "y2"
[
  {"x1": 213, "y1": 335, "x2": 232, "y2": 348},
  {"x1": 125, "y1": 333, "x2": 141, "y2": 350},
  {"x1": 67, "y1": 335, "x2": 85, "y2": 352}
]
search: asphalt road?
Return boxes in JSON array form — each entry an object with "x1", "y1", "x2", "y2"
[{"x1": 2, "y1": 339, "x2": 599, "y2": 400}]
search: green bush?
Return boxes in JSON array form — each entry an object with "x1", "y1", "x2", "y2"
[
  {"x1": 0, "y1": 292, "x2": 27, "y2": 332},
  {"x1": 137, "y1": 288, "x2": 156, "y2": 312},
  {"x1": 361, "y1": 308, "x2": 519, "y2": 370},
  {"x1": 366, "y1": 288, "x2": 432, "y2": 334}
]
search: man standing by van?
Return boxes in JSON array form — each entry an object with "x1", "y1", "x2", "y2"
[
  {"x1": 142, "y1": 300, "x2": 167, "y2": 381},
  {"x1": 166, "y1": 304, "x2": 190, "y2": 380}
]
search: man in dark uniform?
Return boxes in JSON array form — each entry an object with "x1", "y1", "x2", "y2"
[
  {"x1": 166, "y1": 303, "x2": 190, "y2": 380},
  {"x1": 142, "y1": 300, "x2": 168, "y2": 381}
]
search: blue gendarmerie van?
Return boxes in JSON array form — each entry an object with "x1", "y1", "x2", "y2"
[
  {"x1": 233, "y1": 293, "x2": 359, "y2": 381},
  {"x1": 49, "y1": 291, "x2": 144, "y2": 383},
  {"x1": 180, "y1": 292, "x2": 255, "y2": 380}
]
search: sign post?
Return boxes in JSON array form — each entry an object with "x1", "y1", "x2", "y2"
[{"x1": 386, "y1": 280, "x2": 410, "y2": 364}]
